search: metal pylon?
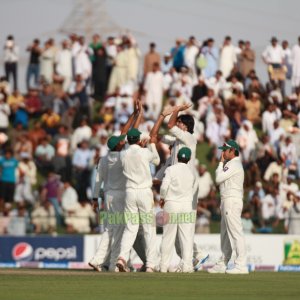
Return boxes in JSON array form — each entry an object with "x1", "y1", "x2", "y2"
[{"x1": 59, "y1": 0, "x2": 124, "y2": 39}]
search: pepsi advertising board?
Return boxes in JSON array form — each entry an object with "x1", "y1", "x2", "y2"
[{"x1": 0, "y1": 236, "x2": 83, "y2": 263}]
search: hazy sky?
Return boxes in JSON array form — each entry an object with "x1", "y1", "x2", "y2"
[{"x1": 1, "y1": 0, "x2": 300, "y2": 91}]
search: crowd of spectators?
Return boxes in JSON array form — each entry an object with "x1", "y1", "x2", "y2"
[{"x1": 1, "y1": 32, "x2": 300, "y2": 235}]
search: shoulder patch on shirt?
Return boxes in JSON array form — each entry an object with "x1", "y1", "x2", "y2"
[{"x1": 223, "y1": 166, "x2": 229, "y2": 172}]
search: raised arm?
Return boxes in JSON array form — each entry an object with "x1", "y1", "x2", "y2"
[
  {"x1": 167, "y1": 103, "x2": 192, "y2": 129},
  {"x1": 120, "y1": 99, "x2": 140, "y2": 135},
  {"x1": 147, "y1": 138, "x2": 160, "y2": 166},
  {"x1": 149, "y1": 106, "x2": 175, "y2": 138},
  {"x1": 133, "y1": 101, "x2": 144, "y2": 129}
]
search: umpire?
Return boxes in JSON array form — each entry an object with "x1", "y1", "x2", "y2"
[{"x1": 208, "y1": 140, "x2": 248, "y2": 274}]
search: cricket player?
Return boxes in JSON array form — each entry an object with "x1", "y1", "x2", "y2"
[
  {"x1": 89, "y1": 134, "x2": 127, "y2": 271},
  {"x1": 207, "y1": 140, "x2": 248, "y2": 274},
  {"x1": 151, "y1": 104, "x2": 209, "y2": 271},
  {"x1": 116, "y1": 128, "x2": 160, "y2": 272},
  {"x1": 89, "y1": 104, "x2": 147, "y2": 272},
  {"x1": 160, "y1": 147, "x2": 196, "y2": 273},
  {"x1": 151, "y1": 104, "x2": 197, "y2": 178}
]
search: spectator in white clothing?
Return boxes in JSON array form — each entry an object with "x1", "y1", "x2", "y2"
[
  {"x1": 206, "y1": 113, "x2": 230, "y2": 162},
  {"x1": 0, "y1": 93, "x2": 10, "y2": 132},
  {"x1": 55, "y1": 40, "x2": 72, "y2": 92},
  {"x1": 143, "y1": 62, "x2": 164, "y2": 120},
  {"x1": 219, "y1": 36, "x2": 236, "y2": 79},
  {"x1": 197, "y1": 164, "x2": 214, "y2": 200},
  {"x1": 71, "y1": 117, "x2": 92, "y2": 151},
  {"x1": 264, "y1": 158, "x2": 287, "y2": 182},
  {"x1": 184, "y1": 36, "x2": 199, "y2": 81},
  {"x1": 261, "y1": 187, "x2": 279, "y2": 225},
  {"x1": 205, "y1": 70, "x2": 226, "y2": 97},
  {"x1": 35, "y1": 137, "x2": 55, "y2": 175},
  {"x1": 18, "y1": 152, "x2": 37, "y2": 186},
  {"x1": 31, "y1": 201, "x2": 56, "y2": 234},
  {"x1": 61, "y1": 180, "x2": 80, "y2": 233},
  {"x1": 74, "y1": 36, "x2": 92, "y2": 82},
  {"x1": 222, "y1": 76, "x2": 244, "y2": 101},
  {"x1": 72, "y1": 200, "x2": 96, "y2": 233},
  {"x1": 3, "y1": 35, "x2": 19, "y2": 90},
  {"x1": 262, "y1": 37, "x2": 285, "y2": 95},
  {"x1": 280, "y1": 136, "x2": 297, "y2": 169},
  {"x1": 269, "y1": 120, "x2": 286, "y2": 152},
  {"x1": 282, "y1": 40, "x2": 292, "y2": 81},
  {"x1": 291, "y1": 37, "x2": 300, "y2": 90},
  {"x1": 241, "y1": 209, "x2": 255, "y2": 234},
  {"x1": 262, "y1": 103, "x2": 282, "y2": 135},
  {"x1": 236, "y1": 120, "x2": 258, "y2": 163}
]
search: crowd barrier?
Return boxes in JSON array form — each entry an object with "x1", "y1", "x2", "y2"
[{"x1": 1, "y1": 234, "x2": 300, "y2": 271}]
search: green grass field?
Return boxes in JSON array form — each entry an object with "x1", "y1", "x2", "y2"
[{"x1": 1, "y1": 269, "x2": 299, "y2": 300}]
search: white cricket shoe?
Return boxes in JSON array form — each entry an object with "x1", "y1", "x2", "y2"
[
  {"x1": 182, "y1": 268, "x2": 194, "y2": 273},
  {"x1": 207, "y1": 261, "x2": 227, "y2": 274},
  {"x1": 116, "y1": 257, "x2": 130, "y2": 272},
  {"x1": 174, "y1": 263, "x2": 183, "y2": 272},
  {"x1": 226, "y1": 266, "x2": 249, "y2": 275},
  {"x1": 88, "y1": 262, "x2": 102, "y2": 272},
  {"x1": 193, "y1": 254, "x2": 210, "y2": 271},
  {"x1": 174, "y1": 263, "x2": 194, "y2": 273}
]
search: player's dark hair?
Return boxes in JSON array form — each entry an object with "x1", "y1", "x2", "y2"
[
  {"x1": 128, "y1": 136, "x2": 140, "y2": 145},
  {"x1": 177, "y1": 115, "x2": 194, "y2": 134},
  {"x1": 229, "y1": 148, "x2": 239, "y2": 156},
  {"x1": 178, "y1": 157, "x2": 190, "y2": 164}
]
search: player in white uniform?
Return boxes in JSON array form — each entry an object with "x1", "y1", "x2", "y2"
[
  {"x1": 207, "y1": 140, "x2": 248, "y2": 274},
  {"x1": 89, "y1": 104, "x2": 147, "y2": 272},
  {"x1": 116, "y1": 128, "x2": 160, "y2": 272},
  {"x1": 151, "y1": 105, "x2": 209, "y2": 271},
  {"x1": 89, "y1": 134, "x2": 127, "y2": 271},
  {"x1": 160, "y1": 147, "x2": 196, "y2": 272}
]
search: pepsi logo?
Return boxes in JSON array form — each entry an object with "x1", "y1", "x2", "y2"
[{"x1": 12, "y1": 242, "x2": 33, "y2": 261}]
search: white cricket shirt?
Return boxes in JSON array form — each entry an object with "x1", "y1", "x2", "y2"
[
  {"x1": 121, "y1": 143, "x2": 160, "y2": 189},
  {"x1": 93, "y1": 151, "x2": 126, "y2": 198},
  {"x1": 160, "y1": 162, "x2": 195, "y2": 203},
  {"x1": 216, "y1": 156, "x2": 244, "y2": 200},
  {"x1": 168, "y1": 126, "x2": 197, "y2": 176}
]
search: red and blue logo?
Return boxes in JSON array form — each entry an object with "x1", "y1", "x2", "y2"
[{"x1": 12, "y1": 242, "x2": 33, "y2": 261}]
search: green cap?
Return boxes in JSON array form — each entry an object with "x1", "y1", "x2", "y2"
[
  {"x1": 177, "y1": 147, "x2": 191, "y2": 160},
  {"x1": 218, "y1": 140, "x2": 240, "y2": 152},
  {"x1": 127, "y1": 128, "x2": 142, "y2": 138},
  {"x1": 107, "y1": 135, "x2": 126, "y2": 150}
]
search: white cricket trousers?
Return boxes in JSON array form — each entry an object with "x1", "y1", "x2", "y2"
[
  {"x1": 175, "y1": 184, "x2": 205, "y2": 261},
  {"x1": 90, "y1": 190, "x2": 126, "y2": 270},
  {"x1": 220, "y1": 197, "x2": 247, "y2": 267},
  {"x1": 118, "y1": 188, "x2": 157, "y2": 268},
  {"x1": 160, "y1": 201, "x2": 195, "y2": 272}
]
